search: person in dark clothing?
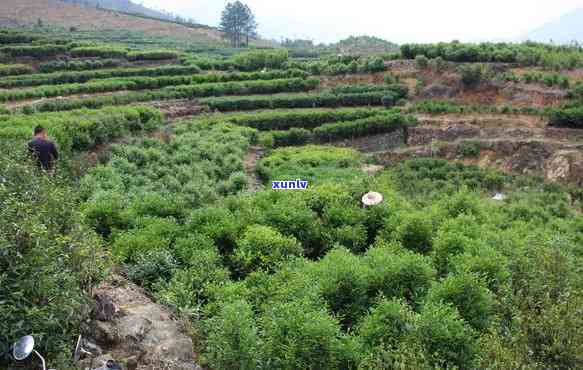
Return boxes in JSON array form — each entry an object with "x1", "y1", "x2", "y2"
[{"x1": 28, "y1": 126, "x2": 59, "y2": 173}]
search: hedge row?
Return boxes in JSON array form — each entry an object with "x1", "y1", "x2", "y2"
[
  {"x1": 19, "y1": 78, "x2": 320, "y2": 113},
  {"x1": 407, "y1": 100, "x2": 547, "y2": 115},
  {"x1": 0, "y1": 33, "x2": 36, "y2": 44},
  {"x1": 127, "y1": 50, "x2": 180, "y2": 61},
  {"x1": 38, "y1": 59, "x2": 123, "y2": 73},
  {"x1": 0, "y1": 64, "x2": 33, "y2": 77},
  {"x1": 200, "y1": 91, "x2": 390, "y2": 111},
  {"x1": 0, "y1": 65, "x2": 202, "y2": 88},
  {"x1": 330, "y1": 83, "x2": 408, "y2": 99},
  {"x1": 401, "y1": 42, "x2": 583, "y2": 70},
  {"x1": 1, "y1": 67, "x2": 307, "y2": 89},
  {"x1": 1, "y1": 75, "x2": 319, "y2": 103},
  {"x1": 70, "y1": 46, "x2": 129, "y2": 58},
  {"x1": 167, "y1": 77, "x2": 319, "y2": 99},
  {"x1": 0, "y1": 106, "x2": 163, "y2": 151},
  {"x1": 223, "y1": 107, "x2": 387, "y2": 130},
  {"x1": 264, "y1": 112, "x2": 413, "y2": 146},
  {"x1": 0, "y1": 45, "x2": 69, "y2": 57},
  {"x1": 548, "y1": 107, "x2": 583, "y2": 128},
  {"x1": 314, "y1": 112, "x2": 415, "y2": 141}
]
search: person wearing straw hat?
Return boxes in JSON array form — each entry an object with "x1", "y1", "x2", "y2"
[{"x1": 362, "y1": 191, "x2": 383, "y2": 208}]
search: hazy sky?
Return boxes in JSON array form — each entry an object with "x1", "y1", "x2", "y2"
[{"x1": 140, "y1": 0, "x2": 583, "y2": 43}]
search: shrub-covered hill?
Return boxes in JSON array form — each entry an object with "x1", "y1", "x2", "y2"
[{"x1": 81, "y1": 130, "x2": 583, "y2": 369}]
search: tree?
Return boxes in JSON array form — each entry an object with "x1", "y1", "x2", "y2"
[{"x1": 220, "y1": 1, "x2": 258, "y2": 48}]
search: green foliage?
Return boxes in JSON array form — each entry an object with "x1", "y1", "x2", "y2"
[
  {"x1": 203, "y1": 299, "x2": 262, "y2": 369},
  {"x1": 548, "y1": 106, "x2": 583, "y2": 128},
  {"x1": 401, "y1": 41, "x2": 583, "y2": 69},
  {"x1": 415, "y1": 302, "x2": 477, "y2": 368},
  {"x1": 364, "y1": 245, "x2": 436, "y2": 305},
  {"x1": 125, "y1": 249, "x2": 177, "y2": 290},
  {"x1": 415, "y1": 54, "x2": 429, "y2": 69},
  {"x1": 313, "y1": 112, "x2": 414, "y2": 142},
  {"x1": 257, "y1": 145, "x2": 363, "y2": 184},
  {"x1": 0, "y1": 63, "x2": 33, "y2": 77},
  {"x1": 202, "y1": 91, "x2": 391, "y2": 111},
  {"x1": 70, "y1": 46, "x2": 129, "y2": 58},
  {"x1": 0, "y1": 44, "x2": 68, "y2": 57},
  {"x1": 0, "y1": 65, "x2": 202, "y2": 88},
  {"x1": 38, "y1": 58, "x2": 121, "y2": 73},
  {"x1": 234, "y1": 49, "x2": 289, "y2": 71},
  {"x1": 0, "y1": 147, "x2": 108, "y2": 367},
  {"x1": 233, "y1": 225, "x2": 303, "y2": 275},
  {"x1": 0, "y1": 106, "x2": 162, "y2": 151},
  {"x1": 459, "y1": 63, "x2": 484, "y2": 87},
  {"x1": 260, "y1": 299, "x2": 347, "y2": 370},
  {"x1": 357, "y1": 298, "x2": 415, "y2": 350},
  {"x1": 127, "y1": 49, "x2": 179, "y2": 61},
  {"x1": 426, "y1": 273, "x2": 494, "y2": 331}
]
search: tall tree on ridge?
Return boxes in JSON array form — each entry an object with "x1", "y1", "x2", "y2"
[{"x1": 220, "y1": 1, "x2": 258, "y2": 48}]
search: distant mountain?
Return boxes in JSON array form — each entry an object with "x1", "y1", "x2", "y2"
[
  {"x1": 60, "y1": 0, "x2": 175, "y2": 21},
  {"x1": 524, "y1": 8, "x2": 583, "y2": 44}
]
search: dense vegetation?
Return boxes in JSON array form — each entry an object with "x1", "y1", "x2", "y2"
[
  {"x1": 2, "y1": 24, "x2": 583, "y2": 370},
  {"x1": 401, "y1": 41, "x2": 583, "y2": 70}
]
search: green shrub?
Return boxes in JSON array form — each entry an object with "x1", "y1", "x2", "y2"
[
  {"x1": 127, "y1": 49, "x2": 179, "y2": 61},
  {"x1": 357, "y1": 298, "x2": 415, "y2": 350},
  {"x1": 389, "y1": 211, "x2": 435, "y2": 254},
  {"x1": 415, "y1": 302, "x2": 477, "y2": 368},
  {"x1": 157, "y1": 244, "x2": 230, "y2": 316},
  {"x1": 415, "y1": 55, "x2": 429, "y2": 69},
  {"x1": 204, "y1": 299, "x2": 262, "y2": 370},
  {"x1": 234, "y1": 49, "x2": 289, "y2": 71},
  {"x1": 0, "y1": 148, "x2": 108, "y2": 366},
  {"x1": 312, "y1": 248, "x2": 371, "y2": 327},
  {"x1": 364, "y1": 245, "x2": 436, "y2": 304},
  {"x1": 38, "y1": 58, "x2": 121, "y2": 73},
  {"x1": 425, "y1": 273, "x2": 493, "y2": 331},
  {"x1": 459, "y1": 64, "x2": 484, "y2": 87},
  {"x1": 0, "y1": 44, "x2": 68, "y2": 57},
  {"x1": 233, "y1": 225, "x2": 303, "y2": 275},
  {"x1": 125, "y1": 249, "x2": 177, "y2": 290},
  {"x1": 70, "y1": 46, "x2": 128, "y2": 58},
  {"x1": 260, "y1": 299, "x2": 346, "y2": 369},
  {"x1": 0, "y1": 63, "x2": 33, "y2": 77}
]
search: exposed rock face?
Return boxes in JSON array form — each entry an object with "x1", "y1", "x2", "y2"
[
  {"x1": 419, "y1": 83, "x2": 458, "y2": 99},
  {"x1": 408, "y1": 124, "x2": 480, "y2": 146},
  {"x1": 330, "y1": 128, "x2": 406, "y2": 152},
  {"x1": 80, "y1": 275, "x2": 200, "y2": 370},
  {"x1": 546, "y1": 151, "x2": 583, "y2": 185},
  {"x1": 501, "y1": 83, "x2": 567, "y2": 105}
]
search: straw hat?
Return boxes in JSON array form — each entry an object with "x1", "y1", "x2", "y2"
[{"x1": 362, "y1": 192, "x2": 383, "y2": 206}]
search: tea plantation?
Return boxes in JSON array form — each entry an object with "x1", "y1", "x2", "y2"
[{"x1": 1, "y1": 27, "x2": 582, "y2": 369}]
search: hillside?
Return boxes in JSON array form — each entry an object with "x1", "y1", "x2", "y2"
[
  {"x1": 60, "y1": 0, "x2": 174, "y2": 21},
  {"x1": 0, "y1": 0, "x2": 225, "y2": 48},
  {"x1": 525, "y1": 7, "x2": 583, "y2": 44}
]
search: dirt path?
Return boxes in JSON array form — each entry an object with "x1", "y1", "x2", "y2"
[
  {"x1": 81, "y1": 274, "x2": 200, "y2": 370},
  {"x1": 244, "y1": 146, "x2": 264, "y2": 192}
]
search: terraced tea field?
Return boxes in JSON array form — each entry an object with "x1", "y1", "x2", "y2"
[{"x1": 2, "y1": 29, "x2": 583, "y2": 369}]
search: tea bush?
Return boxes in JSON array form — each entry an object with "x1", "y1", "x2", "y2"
[
  {"x1": 0, "y1": 147, "x2": 108, "y2": 367},
  {"x1": 0, "y1": 44, "x2": 68, "y2": 57},
  {"x1": 233, "y1": 225, "x2": 303, "y2": 275},
  {"x1": 425, "y1": 273, "x2": 494, "y2": 331},
  {"x1": 0, "y1": 63, "x2": 33, "y2": 77},
  {"x1": 38, "y1": 58, "x2": 122, "y2": 73},
  {"x1": 70, "y1": 46, "x2": 129, "y2": 58},
  {"x1": 357, "y1": 298, "x2": 415, "y2": 350},
  {"x1": 201, "y1": 91, "x2": 390, "y2": 111},
  {"x1": 127, "y1": 49, "x2": 179, "y2": 61},
  {"x1": 0, "y1": 106, "x2": 162, "y2": 151}
]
